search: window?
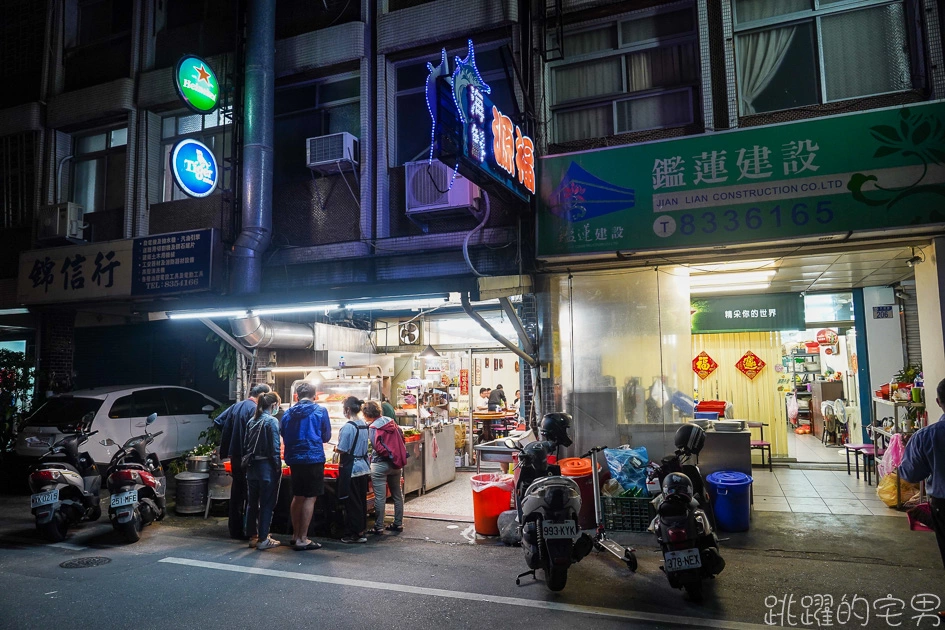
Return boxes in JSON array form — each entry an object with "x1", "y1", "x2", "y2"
[
  {"x1": 165, "y1": 388, "x2": 215, "y2": 415},
  {"x1": 0, "y1": 133, "x2": 36, "y2": 229},
  {"x1": 71, "y1": 128, "x2": 127, "y2": 214},
  {"x1": 75, "y1": 0, "x2": 132, "y2": 47},
  {"x1": 26, "y1": 398, "x2": 104, "y2": 427},
  {"x1": 734, "y1": 0, "x2": 913, "y2": 116},
  {"x1": 548, "y1": 4, "x2": 699, "y2": 144},
  {"x1": 109, "y1": 395, "x2": 135, "y2": 419},
  {"x1": 161, "y1": 110, "x2": 231, "y2": 201},
  {"x1": 394, "y1": 44, "x2": 515, "y2": 165},
  {"x1": 132, "y1": 389, "x2": 169, "y2": 416}
]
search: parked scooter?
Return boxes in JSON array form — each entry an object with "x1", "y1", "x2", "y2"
[
  {"x1": 582, "y1": 446, "x2": 638, "y2": 571},
  {"x1": 651, "y1": 424, "x2": 725, "y2": 600},
  {"x1": 28, "y1": 417, "x2": 102, "y2": 542},
  {"x1": 103, "y1": 413, "x2": 167, "y2": 543},
  {"x1": 509, "y1": 413, "x2": 593, "y2": 592}
]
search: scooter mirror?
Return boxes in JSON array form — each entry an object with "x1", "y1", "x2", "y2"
[
  {"x1": 100, "y1": 438, "x2": 117, "y2": 447},
  {"x1": 146, "y1": 413, "x2": 158, "y2": 425},
  {"x1": 201, "y1": 404, "x2": 215, "y2": 414},
  {"x1": 503, "y1": 438, "x2": 518, "y2": 449}
]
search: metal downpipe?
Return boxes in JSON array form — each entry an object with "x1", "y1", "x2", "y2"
[
  {"x1": 460, "y1": 293, "x2": 536, "y2": 367},
  {"x1": 230, "y1": 0, "x2": 276, "y2": 295}
]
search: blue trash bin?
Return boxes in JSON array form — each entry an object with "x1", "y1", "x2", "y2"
[{"x1": 705, "y1": 471, "x2": 753, "y2": 532}]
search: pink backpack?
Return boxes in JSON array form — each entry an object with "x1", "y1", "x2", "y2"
[{"x1": 374, "y1": 419, "x2": 408, "y2": 469}]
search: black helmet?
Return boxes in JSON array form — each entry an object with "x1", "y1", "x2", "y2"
[
  {"x1": 539, "y1": 412, "x2": 573, "y2": 448},
  {"x1": 674, "y1": 424, "x2": 706, "y2": 455},
  {"x1": 521, "y1": 441, "x2": 549, "y2": 472},
  {"x1": 662, "y1": 472, "x2": 694, "y2": 500}
]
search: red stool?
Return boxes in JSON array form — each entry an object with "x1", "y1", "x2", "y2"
[{"x1": 748, "y1": 421, "x2": 772, "y2": 472}]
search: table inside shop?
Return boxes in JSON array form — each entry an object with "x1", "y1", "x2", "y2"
[{"x1": 472, "y1": 412, "x2": 520, "y2": 444}]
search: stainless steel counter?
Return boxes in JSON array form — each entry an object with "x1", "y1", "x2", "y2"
[{"x1": 423, "y1": 424, "x2": 456, "y2": 492}]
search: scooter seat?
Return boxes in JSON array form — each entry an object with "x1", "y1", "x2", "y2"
[{"x1": 658, "y1": 497, "x2": 691, "y2": 518}]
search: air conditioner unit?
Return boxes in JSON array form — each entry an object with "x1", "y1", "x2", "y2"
[
  {"x1": 405, "y1": 160, "x2": 480, "y2": 221},
  {"x1": 306, "y1": 132, "x2": 359, "y2": 174},
  {"x1": 34, "y1": 202, "x2": 86, "y2": 242}
]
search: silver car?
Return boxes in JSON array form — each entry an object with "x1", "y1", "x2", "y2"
[{"x1": 16, "y1": 385, "x2": 220, "y2": 466}]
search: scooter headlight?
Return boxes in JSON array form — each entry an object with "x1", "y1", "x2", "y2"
[{"x1": 539, "y1": 485, "x2": 580, "y2": 501}]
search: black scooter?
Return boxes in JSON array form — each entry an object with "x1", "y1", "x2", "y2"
[
  {"x1": 28, "y1": 419, "x2": 102, "y2": 541},
  {"x1": 102, "y1": 413, "x2": 167, "y2": 543}
]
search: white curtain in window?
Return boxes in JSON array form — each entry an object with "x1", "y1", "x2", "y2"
[
  {"x1": 554, "y1": 57, "x2": 623, "y2": 104},
  {"x1": 821, "y1": 4, "x2": 910, "y2": 101},
  {"x1": 555, "y1": 105, "x2": 613, "y2": 143},
  {"x1": 737, "y1": 24, "x2": 796, "y2": 115},
  {"x1": 628, "y1": 42, "x2": 697, "y2": 92}
]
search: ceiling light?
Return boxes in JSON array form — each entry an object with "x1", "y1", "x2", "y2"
[
  {"x1": 0, "y1": 308, "x2": 29, "y2": 315},
  {"x1": 689, "y1": 270, "x2": 777, "y2": 287},
  {"x1": 690, "y1": 259, "x2": 776, "y2": 274},
  {"x1": 419, "y1": 344, "x2": 441, "y2": 358},
  {"x1": 344, "y1": 298, "x2": 450, "y2": 311},
  {"x1": 690, "y1": 282, "x2": 772, "y2": 295},
  {"x1": 252, "y1": 303, "x2": 340, "y2": 316},
  {"x1": 168, "y1": 309, "x2": 250, "y2": 320}
]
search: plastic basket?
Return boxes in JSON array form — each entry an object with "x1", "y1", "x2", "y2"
[{"x1": 601, "y1": 495, "x2": 655, "y2": 532}]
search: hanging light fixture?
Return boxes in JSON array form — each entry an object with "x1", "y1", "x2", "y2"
[{"x1": 419, "y1": 316, "x2": 440, "y2": 357}]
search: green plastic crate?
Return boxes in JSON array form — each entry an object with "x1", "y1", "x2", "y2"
[{"x1": 602, "y1": 495, "x2": 655, "y2": 532}]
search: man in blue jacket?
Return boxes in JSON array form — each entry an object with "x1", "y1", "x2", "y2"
[
  {"x1": 280, "y1": 381, "x2": 332, "y2": 550},
  {"x1": 900, "y1": 377, "x2": 945, "y2": 573},
  {"x1": 215, "y1": 383, "x2": 271, "y2": 539}
]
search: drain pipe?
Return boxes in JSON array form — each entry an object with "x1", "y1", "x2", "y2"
[
  {"x1": 461, "y1": 293, "x2": 535, "y2": 366},
  {"x1": 230, "y1": 0, "x2": 276, "y2": 295}
]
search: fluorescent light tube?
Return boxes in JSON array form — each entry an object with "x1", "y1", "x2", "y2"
[
  {"x1": 689, "y1": 271, "x2": 777, "y2": 286},
  {"x1": 690, "y1": 283, "x2": 772, "y2": 294},
  {"x1": 168, "y1": 309, "x2": 249, "y2": 320}
]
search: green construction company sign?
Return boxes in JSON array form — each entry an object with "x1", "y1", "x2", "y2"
[
  {"x1": 537, "y1": 101, "x2": 945, "y2": 258},
  {"x1": 174, "y1": 55, "x2": 220, "y2": 114},
  {"x1": 691, "y1": 293, "x2": 804, "y2": 334}
]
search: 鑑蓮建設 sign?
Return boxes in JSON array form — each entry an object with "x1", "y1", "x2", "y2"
[
  {"x1": 691, "y1": 293, "x2": 804, "y2": 334},
  {"x1": 17, "y1": 229, "x2": 218, "y2": 305},
  {"x1": 171, "y1": 138, "x2": 218, "y2": 198},
  {"x1": 537, "y1": 102, "x2": 945, "y2": 258},
  {"x1": 428, "y1": 40, "x2": 535, "y2": 202},
  {"x1": 174, "y1": 55, "x2": 220, "y2": 114}
]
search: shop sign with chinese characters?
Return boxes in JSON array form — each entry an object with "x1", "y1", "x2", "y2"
[
  {"x1": 691, "y1": 293, "x2": 804, "y2": 333},
  {"x1": 428, "y1": 40, "x2": 535, "y2": 202},
  {"x1": 692, "y1": 351, "x2": 718, "y2": 380},
  {"x1": 537, "y1": 102, "x2": 945, "y2": 258},
  {"x1": 17, "y1": 229, "x2": 218, "y2": 305},
  {"x1": 735, "y1": 351, "x2": 766, "y2": 381},
  {"x1": 174, "y1": 55, "x2": 220, "y2": 114},
  {"x1": 459, "y1": 369, "x2": 469, "y2": 396}
]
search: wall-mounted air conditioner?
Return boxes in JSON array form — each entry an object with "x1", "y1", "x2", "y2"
[
  {"x1": 306, "y1": 132, "x2": 359, "y2": 174},
  {"x1": 34, "y1": 202, "x2": 86, "y2": 242},
  {"x1": 405, "y1": 160, "x2": 480, "y2": 222}
]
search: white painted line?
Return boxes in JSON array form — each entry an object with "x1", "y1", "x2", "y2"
[
  {"x1": 159, "y1": 557, "x2": 785, "y2": 630},
  {"x1": 49, "y1": 542, "x2": 87, "y2": 551},
  {"x1": 460, "y1": 525, "x2": 476, "y2": 544}
]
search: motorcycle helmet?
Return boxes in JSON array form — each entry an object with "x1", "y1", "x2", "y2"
[
  {"x1": 521, "y1": 441, "x2": 549, "y2": 473},
  {"x1": 662, "y1": 472, "x2": 694, "y2": 500},
  {"x1": 539, "y1": 412, "x2": 573, "y2": 448},
  {"x1": 674, "y1": 424, "x2": 706, "y2": 456}
]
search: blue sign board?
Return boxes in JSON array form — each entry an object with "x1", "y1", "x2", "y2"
[
  {"x1": 131, "y1": 229, "x2": 216, "y2": 296},
  {"x1": 872, "y1": 305, "x2": 894, "y2": 319},
  {"x1": 170, "y1": 138, "x2": 218, "y2": 198}
]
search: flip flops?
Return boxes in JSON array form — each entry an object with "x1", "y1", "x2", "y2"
[
  {"x1": 385, "y1": 523, "x2": 404, "y2": 532},
  {"x1": 294, "y1": 540, "x2": 322, "y2": 550}
]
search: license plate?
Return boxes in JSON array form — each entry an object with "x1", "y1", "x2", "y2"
[
  {"x1": 110, "y1": 491, "x2": 137, "y2": 508},
  {"x1": 31, "y1": 489, "x2": 59, "y2": 509},
  {"x1": 541, "y1": 520, "x2": 578, "y2": 540},
  {"x1": 664, "y1": 548, "x2": 702, "y2": 572}
]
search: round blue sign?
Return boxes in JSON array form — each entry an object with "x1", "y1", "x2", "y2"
[{"x1": 170, "y1": 138, "x2": 218, "y2": 198}]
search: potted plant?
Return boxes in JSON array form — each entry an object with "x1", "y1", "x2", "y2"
[{"x1": 893, "y1": 363, "x2": 921, "y2": 389}]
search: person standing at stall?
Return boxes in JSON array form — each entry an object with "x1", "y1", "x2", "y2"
[
  {"x1": 900, "y1": 377, "x2": 945, "y2": 572},
  {"x1": 336, "y1": 396, "x2": 370, "y2": 544},
  {"x1": 488, "y1": 385, "x2": 507, "y2": 411},
  {"x1": 244, "y1": 392, "x2": 282, "y2": 550},
  {"x1": 381, "y1": 395, "x2": 397, "y2": 421},
  {"x1": 364, "y1": 401, "x2": 406, "y2": 534},
  {"x1": 280, "y1": 381, "x2": 332, "y2": 551},
  {"x1": 215, "y1": 383, "x2": 272, "y2": 540}
]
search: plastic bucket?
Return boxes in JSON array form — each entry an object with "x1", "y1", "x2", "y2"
[
  {"x1": 705, "y1": 471, "x2": 753, "y2": 532},
  {"x1": 559, "y1": 457, "x2": 599, "y2": 530},
  {"x1": 471, "y1": 473, "x2": 514, "y2": 535},
  {"x1": 175, "y1": 472, "x2": 209, "y2": 515}
]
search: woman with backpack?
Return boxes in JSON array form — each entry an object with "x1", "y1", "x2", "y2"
[
  {"x1": 363, "y1": 400, "x2": 406, "y2": 534},
  {"x1": 244, "y1": 391, "x2": 282, "y2": 550},
  {"x1": 336, "y1": 396, "x2": 371, "y2": 544}
]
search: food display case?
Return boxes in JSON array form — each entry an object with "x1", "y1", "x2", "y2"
[{"x1": 289, "y1": 376, "x2": 382, "y2": 460}]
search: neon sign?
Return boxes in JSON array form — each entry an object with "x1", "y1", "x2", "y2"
[
  {"x1": 426, "y1": 40, "x2": 535, "y2": 201},
  {"x1": 174, "y1": 55, "x2": 220, "y2": 114},
  {"x1": 170, "y1": 138, "x2": 218, "y2": 198}
]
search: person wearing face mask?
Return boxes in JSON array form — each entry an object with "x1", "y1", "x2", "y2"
[
  {"x1": 243, "y1": 392, "x2": 283, "y2": 550},
  {"x1": 336, "y1": 396, "x2": 371, "y2": 544}
]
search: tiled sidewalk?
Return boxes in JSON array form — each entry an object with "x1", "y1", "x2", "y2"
[{"x1": 751, "y1": 469, "x2": 906, "y2": 517}]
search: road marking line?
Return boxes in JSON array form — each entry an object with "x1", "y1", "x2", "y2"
[
  {"x1": 49, "y1": 542, "x2": 87, "y2": 551},
  {"x1": 460, "y1": 525, "x2": 476, "y2": 544},
  {"x1": 159, "y1": 557, "x2": 785, "y2": 630}
]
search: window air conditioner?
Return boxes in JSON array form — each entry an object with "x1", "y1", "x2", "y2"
[
  {"x1": 306, "y1": 132, "x2": 359, "y2": 174},
  {"x1": 404, "y1": 160, "x2": 480, "y2": 220},
  {"x1": 34, "y1": 202, "x2": 86, "y2": 242}
]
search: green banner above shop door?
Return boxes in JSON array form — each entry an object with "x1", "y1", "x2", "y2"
[{"x1": 691, "y1": 293, "x2": 805, "y2": 334}]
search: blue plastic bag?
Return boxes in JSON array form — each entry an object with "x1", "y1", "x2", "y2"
[{"x1": 604, "y1": 446, "x2": 650, "y2": 497}]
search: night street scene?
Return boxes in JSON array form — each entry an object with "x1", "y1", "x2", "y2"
[{"x1": 0, "y1": 0, "x2": 944, "y2": 628}]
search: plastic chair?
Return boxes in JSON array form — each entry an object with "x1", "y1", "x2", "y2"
[
  {"x1": 844, "y1": 444, "x2": 865, "y2": 477},
  {"x1": 748, "y1": 421, "x2": 772, "y2": 472}
]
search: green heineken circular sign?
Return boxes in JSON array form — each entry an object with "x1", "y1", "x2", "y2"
[{"x1": 174, "y1": 54, "x2": 220, "y2": 114}]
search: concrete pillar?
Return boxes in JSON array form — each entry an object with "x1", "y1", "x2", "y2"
[{"x1": 915, "y1": 238, "x2": 945, "y2": 410}]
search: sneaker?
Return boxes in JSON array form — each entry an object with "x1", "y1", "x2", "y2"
[
  {"x1": 341, "y1": 535, "x2": 368, "y2": 544},
  {"x1": 256, "y1": 537, "x2": 281, "y2": 550},
  {"x1": 248, "y1": 536, "x2": 259, "y2": 548}
]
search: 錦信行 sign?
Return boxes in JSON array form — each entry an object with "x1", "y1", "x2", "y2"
[
  {"x1": 174, "y1": 55, "x2": 220, "y2": 114},
  {"x1": 538, "y1": 102, "x2": 945, "y2": 258}
]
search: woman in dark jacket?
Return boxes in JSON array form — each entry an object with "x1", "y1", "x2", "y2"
[{"x1": 245, "y1": 392, "x2": 282, "y2": 550}]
